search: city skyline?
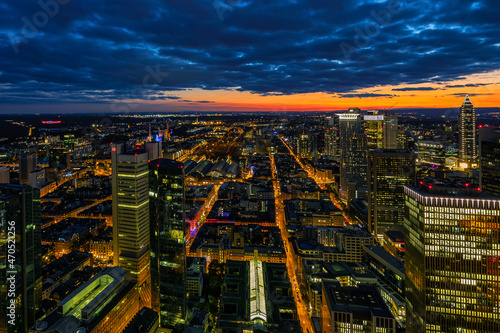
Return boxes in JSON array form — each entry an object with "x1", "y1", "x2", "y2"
[
  {"x1": 2, "y1": 0, "x2": 500, "y2": 332},
  {"x1": 1, "y1": 1, "x2": 499, "y2": 113}
]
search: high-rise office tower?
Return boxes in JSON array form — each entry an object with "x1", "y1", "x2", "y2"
[
  {"x1": 111, "y1": 144, "x2": 151, "y2": 307},
  {"x1": 364, "y1": 111, "x2": 398, "y2": 151},
  {"x1": 339, "y1": 108, "x2": 367, "y2": 202},
  {"x1": 479, "y1": 127, "x2": 500, "y2": 197},
  {"x1": 149, "y1": 159, "x2": 186, "y2": 328},
  {"x1": 367, "y1": 150, "x2": 415, "y2": 238},
  {"x1": 404, "y1": 183, "x2": 500, "y2": 333},
  {"x1": 0, "y1": 185, "x2": 42, "y2": 333},
  {"x1": 325, "y1": 116, "x2": 339, "y2": 158},
  {"x1": 297, "y1": 131, "x2": 317, "y2": 159},
  {"x1": 458, "y1": 95, "x2": 477, "y2": 168},
  {"x1": 19, "y1": 153, "x2": 36, "y2": 185}
]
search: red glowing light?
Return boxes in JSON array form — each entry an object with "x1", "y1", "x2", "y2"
[
  {"x1": 428, "y1": 185, "x2": 432, "y2": 189},
  {"x1": 112, "y1": 147, "x2": 116, "y2": 152},
  {"x1": 42, "y1": 120, "x2": 61, "y2": 124},
  {"x1": 479, "y1": 125, "x2": 483, "y2": 128},
  {"x1": 465, "y1": 183, "x2": 469, "y2": 187},
  {"x1": 477, "y1": 187, "x2": 481, "y2": 191},
  {"x1": 419, "y1": 181, "x2": 423, "y2": 185}
]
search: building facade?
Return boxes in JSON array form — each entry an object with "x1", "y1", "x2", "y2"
[
  {"x1": 367, "y1": 149, "x2": 415, "y2": 237},
  {"x1": 0, "y1": 185, "x2": 42, "y2": 333},
  {"x1": 339, "y1": 108, "x2": 367, "y2": 202},
  {"x1": 458, "y1": 95, "x2": 477, "y2": 168},
  {"x1": 364, "y1": 111, "x2": 398, "y2": 151},
  {"x1": 111, "y1": 144, "x2": 151, "y2": 306},
  {"x1": 149, "y1": 158, "x2": 186, "y2": 328},
  {"x1": 404, "y1": 184, "x2": 500, "y2": 333}
]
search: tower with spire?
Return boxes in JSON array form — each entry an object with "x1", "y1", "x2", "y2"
[{"x1": 458, "y1": 95, "x2": 477, "y2": 168}]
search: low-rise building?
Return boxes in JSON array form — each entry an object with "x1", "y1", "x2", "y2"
[
  {"x1": 321, "y1": 282, "x2": 396, "y2": 333},
  {"x1": 217, "y1": 260, "x2": 301, "y2": 333},
  {"x1": 31, "y1": 266, "x2": 140, "y2": 333}
]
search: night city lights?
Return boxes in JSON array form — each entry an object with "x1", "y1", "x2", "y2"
[{"x1": 1, "y1": 1, "x2": 500, "y2": 333}]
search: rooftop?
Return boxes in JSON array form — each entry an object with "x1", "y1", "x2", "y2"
[{"x1": 322, "y1": 282, "x2": 393, "y2": 319}]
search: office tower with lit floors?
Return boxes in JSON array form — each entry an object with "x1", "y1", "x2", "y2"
[
  {"x1": 111, "y1": 143, "x2": 151, "y2": 307},
  {"x1": 339, "y1": 108, "x2": 367, "y2": 202},
  {"x1": 0, "y1": 184, "x2": 42, "y2": 333},
  {"x1": 364, "y1": 110, "x2": 398, "y2": 151},
  {"x1": 149, "y1": 158, "x2": 186, "y2": 328},
  {"x1": 367, "y1": 149, "x2": 415, "y2": 238},
  {"x1": 297, "y1": 131, "x2": 317, "y2": 159},
  {"x1": 458, "y1": 95, "x2": 477, "y2": 168},
  {"x1": 404, "y1": 182, "x2": 500, "y2": 333},
  {"x1": 325, "y1": 115, "x2": 339, "y2": 158}
]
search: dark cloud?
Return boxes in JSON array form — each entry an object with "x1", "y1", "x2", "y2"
[
  {"x1": 445, "y1": 83, "x2": 489, "y2": 88},
  {"x1": 392, "y1": 87, "x2": 437, "y2": 91},
  {"x1": 0, "y1": 0, "x2": 499, "y2": 105},
  {"x1": 338, "y1": 93, "x2": 396, "y2": 98},
  {"x1": 447, "y1": 93, "x2": 494, "y2": 96}
]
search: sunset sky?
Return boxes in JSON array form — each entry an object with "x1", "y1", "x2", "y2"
[{"x1": 1, "y1": 0, "x2": 499, "y2": 113}]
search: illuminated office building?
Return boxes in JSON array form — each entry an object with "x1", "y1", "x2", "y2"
[
  {"x1": 321, "y1": 282, "x2": 396, "y2": 333},
  {"x1": 367, "y1": 149, "x2": 415, "y2": 238},
  {"x1": 217, "y1": 260, "x2": 301, "y2": 332},
  {"x1": 0, "y1": 185, "x2": 41, "y2": 333},
  {"x1": 364, "y1": 111, "x2": 398, "y2": 151},
  {"x1": 149, "y1": 158, "x2": 186, "y2": 328},
  {"x1": 297, "y1": 131, "x2": 317, "y2": 159},
  {"x1": 479, "y1": 127, "x2": 500, "y2": 197},
  {"x1": 458, "y1": 95, "x2": 477, "y2": 168},
  {"x1": 325, "y1": 116, "x2": 339, "y2": 158},
  {"x1": 29, "y1": 266, "x2": 140, "y2": 333},
  {"x1": 404, "y1": 183, "x2": 500, "y2": 333},
  {"x1": 339, "y1": 108, "x2": 367, "y2": 202},
  {"x1": 111, "y1": 144, "x2": 150, "y2": 306}
]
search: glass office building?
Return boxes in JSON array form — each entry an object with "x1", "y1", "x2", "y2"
[
  {"x1": 404, "y1": 184, "x2": 500, "y2": 333},
  {"x1": 149, "y1": 158, "x2": 186, "y2": 328}
]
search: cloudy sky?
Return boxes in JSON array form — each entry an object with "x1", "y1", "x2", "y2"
[{"x1": 1, "y1": 0, "x2": 499, "y2": 113}]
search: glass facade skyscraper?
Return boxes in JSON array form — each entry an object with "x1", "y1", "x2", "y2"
[
  {"x1": 404, "y1": 184, "x2": 500, "y2": 333},
  {"x1": 458, "y1": 95, "x2": 477, "y2": 168},
  {"x1": 367, "y1": 149, "x2": 415, "y2": 237},
  {"x1": 149, "y1": 158, "x2": 186, "y2": 328},
  {"x1": 0, "y1": 184, "x2": 42, "y2": 333},
  {"x1": 339, "y1": 108, "x2": 367, "y2": 202}
]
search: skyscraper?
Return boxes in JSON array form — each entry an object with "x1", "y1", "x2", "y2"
[
  {"x1": 111, "y1": 144, "x2": 151, "y2": 306},
  {"x1": 367, "y1": 149, "x2": 415, "y2": 238},
  {"x1": 0, "y1": 184, "x2": 42, "y2": 333},
  {"x1": 297, "y1": 131, "x2": 317, "y2": 159},
  {"x1": 339, "y1": 108, "x2": 367, "y2": 202},
  {"x1": 458, "y1": 95, "x2": 477, "y2": 168},
  {"x1": 364, "y1": 111, "x2": 398, "y2": 151},
  {"x1": 19, "y1": 153, "x2": 36, "y2": 185},
  {"x1": 324, "y1": 116, "x2": 339, "y2": 158},
  {"x1": 479, "y1": 127, "x2": 500, "y2": 197},
  {"x1": 149, "y1": 158, "x2": 186, "y2": 328},
  {"x1": 404, "y1": 183, "x2": 500, "y2": 333}
]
